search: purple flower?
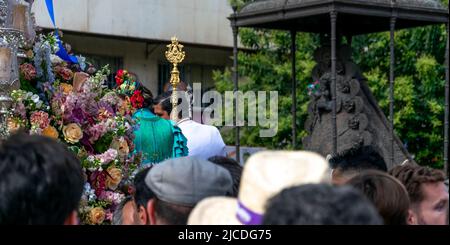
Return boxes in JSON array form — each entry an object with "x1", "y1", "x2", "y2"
[
  {"x1": 80, "y1": 135, "x2": 95, "y2": 154},
  {"x1": 87, "y1": 122, "x2": 108, "y2": 143},
  {"x1": 69, "y1": 107, "x2": 86, "y2": 125},
  {"x1": 15, "y1": 103, "x2": 27, "y2": 119},
  {"x1": 63, "y1": 94, "x2": 77, "y2": 113}
]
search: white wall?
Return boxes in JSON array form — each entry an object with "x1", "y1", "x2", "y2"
[{"x1": 32, "y1": 0, "x2": 234, "y2": 48}]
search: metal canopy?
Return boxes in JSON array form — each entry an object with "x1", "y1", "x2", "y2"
[
  {"x1": 229, "y1": 0, "x2": 449, "y2": 173},
  {"x1": 230, "y1": 0, "x2": 448, "y2": 35}
]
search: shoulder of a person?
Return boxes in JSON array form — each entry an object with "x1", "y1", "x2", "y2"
[{"x1": 196, "y1": 122, "x2": 220, "y2": 132}]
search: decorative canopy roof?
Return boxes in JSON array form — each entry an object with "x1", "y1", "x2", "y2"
[{"x1": 230, "y1": 0, "x2": 448, "y2": 35}]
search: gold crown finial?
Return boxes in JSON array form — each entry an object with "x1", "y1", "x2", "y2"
[
  {"x1": 165, "y1": 36, "x2": 186, "y2": 122},
  {"x1": 165, "y1": 36, "x2": 185, "y2": 66}
]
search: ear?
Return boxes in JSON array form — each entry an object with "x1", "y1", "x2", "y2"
[
  {"x1": 407, "y1": 209, "x2": 418, "y2": 225},
  {"x1": 331, "y1": 169, "x2": 342, "y2": 186},
  {"x1": 64, "y1": 211, "x2": 79, "y2": 225},
  {"x1": 146, "y1": 199, "x2": 157, "y2": 225},
  {"x1": 138, "y1": 205, "x2": 147, "y2": 225}
]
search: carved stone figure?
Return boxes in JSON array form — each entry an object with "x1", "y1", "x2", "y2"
[{"x1": 303, "y1": 44, "x2": 414, "y2": 169}]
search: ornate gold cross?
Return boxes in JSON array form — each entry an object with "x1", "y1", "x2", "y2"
[{"x1": 165, "y1": 37, "x2": 185, "y2": 122}]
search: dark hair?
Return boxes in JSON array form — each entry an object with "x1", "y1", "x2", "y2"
[
  {"x1": 154, "y1": 91, "x2": 190, "y2": 119},
  {"x1": 389, "y1": 164, "x2": 445, "y2": 205},
  {"x1": 348, "y1": 170, "x2": 410, "y2": 225},
  {"x1": 262, "y1": 184, "x2": 383, "y2": 225},
  {"x1": 140, "y1": 85, "x2": 154, "y2": 109},
  {"x1": 329, "y1": 145, "x2": 387, "y2": 172},
  {"x1": 153, "y1": 198, "x2": 193, "y2": 225},
  {"x1": 208, "y1": 156, "x2": 242, "y2": 197},
  {"x1": 154, "y1": 91, "x2": 173, "y2": 115},
  {"x1": 0, "y1": 133, "x2": 84, "y2": 224},
  {"x1": 133, "y1": 166, "x2": 154, "y2": 209},
  {"x1": 112, "y1": 195, "x2": 133, "y2": 225}
]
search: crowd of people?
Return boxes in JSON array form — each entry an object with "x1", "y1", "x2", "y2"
[{"x1": 0, "y1": 83, "x2": 448, "y2": 225}]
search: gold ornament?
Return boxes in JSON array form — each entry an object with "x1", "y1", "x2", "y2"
[{"x1": 165, "y1": 37, "x2": 186, "y2": 122}]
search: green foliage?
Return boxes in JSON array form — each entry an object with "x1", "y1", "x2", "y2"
[
  {"x1": 215, "y1": 0, "x2": 447, "y2": 168},
  {"x1": 19, "y1": 77, "x2": 39, "y2": 95},
  {"x1": 352, "y1": 23, "x2": 447, "y2": 168},
  {"x1": 214, "y1": 29, "x2": 320, "y2": 150},
  {"x1": 94, "y1": 132, "x2": 114, "y2": 154}
]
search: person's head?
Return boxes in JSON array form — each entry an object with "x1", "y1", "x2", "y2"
[
  {"x1": 140, "y1": 85, "x2": 154, "y2": 110},
  {"x1": 133, "y1": 166, "x2": 154, "y2": 225},
  {"x1": 153, "y1": 91, "x2": 172, "y2": 119},
  {"x1": 112, "y1": 196, "x2": 136, "y2": 225},
  {"x1": 153, "y1": 91, "x2": 190, "y2": 120},
  {"x1": 262, "y1": 184, "x2": 383, "y2": 225},
  {"x1": 0, "y1": 132, "x2": 84, "y2": 225},
  {"x1": 390, "y1": 164, "x2": 448, "y2": 225},
  {"x1": 347, "y1": 170, "x2": 410, "y2": 225},
  {"x1": 144, "y1": 157, "x2": 232, "y2": 225},
  {"x1": 329, "y1": 145, "x2": 387, "y2": 185},
  {"x1": 208, "y1": 156, "x2": 243, "y2": 197}
]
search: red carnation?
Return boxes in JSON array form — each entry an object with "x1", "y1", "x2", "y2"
[
  {"x1": 130, "y1": 90, "x2": 144, "y2": 109},
  {"x1": 115, "y1": 70, "x2": 128, "y2": 86}
]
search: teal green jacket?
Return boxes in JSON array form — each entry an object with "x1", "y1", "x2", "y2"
[{"x1": 133, "y1": 108, "x2": 188, "y2": 165}]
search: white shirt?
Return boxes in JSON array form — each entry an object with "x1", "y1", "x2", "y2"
[{"x1": 177, "y1": 119, "x2": 227, "y2": 160}]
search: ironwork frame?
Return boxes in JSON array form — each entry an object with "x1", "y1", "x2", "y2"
[
  {"x1": 291, "y1": 30, "x2": 297, "y2": 149},
  {"x1": 229, "y1": 0, "x2": 448, "y2": 169},
  {"x1": 232, "y1": 6, "x2": 240, "y2": 162}
]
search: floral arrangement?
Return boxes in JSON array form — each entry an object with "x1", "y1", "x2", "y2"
[
  {"x1": 8, "y1": 33, "x2": 141, "y2": 225},
  {"x1": 307, "y1": 80, "x2": 320, "y2": 96},
  {"x1": 115, "y1": 69, "x2": 144, "y2": 109}
]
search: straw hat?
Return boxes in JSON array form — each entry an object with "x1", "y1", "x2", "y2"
[{"x1": 188, "y1": 151, "x2": 331, "y2": 225}]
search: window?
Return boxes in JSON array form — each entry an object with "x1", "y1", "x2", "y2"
[
  {"x1": 158, "y1": 64, "x2": 186, "y2": 95},
  {"x1": 158, "y1": 63, "x2": 224, "y2": 95}
]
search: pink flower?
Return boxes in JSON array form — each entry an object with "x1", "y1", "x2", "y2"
[
  {"x1": 20, "y1": 63, "x2": 37, "y2": 80},
  {"x1": 87, "y1": 123, "x2": 108, "y2": 143},
  {"x1": 30, "y1": 111, "x2": 50, "y2": 129},
  {"x1": 98, "y1": 190, "x2": 124, "y2": 205},
  {"x1": 105, "y1": 209, "x2": 113, "y2": 222},
  {"x1": 15, "y1": 103, "x2": 27, "y2": 119},
  {"x1": 55, "y1": 65, "x2": 74, "y2": 81},
  {"x1": 98, "y1": 149, "x2": 118, "y2": 164}
]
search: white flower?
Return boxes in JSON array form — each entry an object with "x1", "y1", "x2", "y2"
[
  {"x1": 84, "y1": 183, "x2": 92, "y2": 190},
  {"x1": 50, "y1": 54, "x2": 63, "y2": 65},
  {"x1": 88, "y1": 193, "x2": 96, "y2": 202},
  {"x1": 77, "y1": 55, "x2": 87, "y2": 70},
  {"x1": 87, "y1": 155, "x2": 95, "y2": 162},
  {"x1": 26, "y1": 92, "x2": 33, "y2": 99},
  {"x1": 31, "y1": 94, "x2": 40, "y2": 103}
]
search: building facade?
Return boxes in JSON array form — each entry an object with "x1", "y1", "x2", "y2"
[{"x1": 31, "y1": 0, "x2": 234, "y2": 94}]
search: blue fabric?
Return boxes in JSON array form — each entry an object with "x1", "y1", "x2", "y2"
[
  {"x1": 45, "y1": 0, "x2": 56, "y2": 25},
  {"x1": 44, "y1": 0, "x2": 78, "y2": 64},
  {"x1": 132, "y1": 108, "x2": 188, "y2": 165},
  {"x1": 172, "y1": 122, "x2": 189, "y2": 158}
]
